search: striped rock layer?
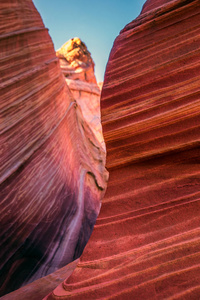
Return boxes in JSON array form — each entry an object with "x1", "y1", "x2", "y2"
[
  {"x1": 56, "y1": 38, "x2": 105, "y2": 150},
  {"x1": 46, "y1": 0, "x2": 200, "y2": 299},
  {"x1": 0, "y1": 0, "x2": 107, "y2": 296}
]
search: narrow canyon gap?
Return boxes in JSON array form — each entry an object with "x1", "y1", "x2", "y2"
[
  {"x1": 0, "y1": 0, "x2": 200, "y2": 299},
  {"x1": 46, "y1": 0, "x2": 200, "y2": 299}
]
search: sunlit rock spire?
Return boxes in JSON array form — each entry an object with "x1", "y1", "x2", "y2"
[{"x1": 57, "y1": 37, "x2": 105, "y2": 151}]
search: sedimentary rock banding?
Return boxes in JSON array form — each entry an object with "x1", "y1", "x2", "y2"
[
  {"x1": 101, "y1": 0, "x2": 200, "y2": 169},
  {"x1": 45, "y1": 160, "x2": 200, "y2": 299},
  {"x1": 56, "y1": 38, "x2": 105, "y2": 150},
  {"x1": 0, "y1": 0, "x2": 107, "y2": 296},
  {"x1": 46, "y1": 0, "x2": 200, "y2": 299}
]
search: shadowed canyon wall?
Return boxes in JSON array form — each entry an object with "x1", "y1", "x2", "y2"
[
  {"x1": 0, "y1": 0, "x2": 107, "y2": 296},
  {"x1": 46, "y1": 0, "x2": 200, "y2": 299}
]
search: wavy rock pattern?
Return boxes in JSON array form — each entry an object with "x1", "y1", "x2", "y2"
[
  {"x1": 56, "y1": 38, "x2": 105, "y2": 150},
  {"x1": 46, "y1": 0, "x2": 200, "y2": 299},
  {"x1": 0, "y1": 260, "x2": 79, "y2": 300},
  {"x1": 0, "y1": 0, "x2": 107, "y2": 296}
]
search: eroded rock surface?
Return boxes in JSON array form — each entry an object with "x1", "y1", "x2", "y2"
[
  {"x1": 56, "y1": 37, "x2": 96, "y2": 84},
  {"x1": 0, "y1": 0, "x2": 107, "y2": 296},
  {"x1": 56, "y1": 38, "x2": 105, "y2": 149},
  {"x1": 46, "y1": 0, "x2": 200, "y2": 299}
]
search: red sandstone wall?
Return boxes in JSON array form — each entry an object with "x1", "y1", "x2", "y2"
[
  {"x1": 46, "y1": 0, "x2": 200, "y2": 299},
  {"x1": 0, "y1": 0, "x2": 107, "y2": 296}
]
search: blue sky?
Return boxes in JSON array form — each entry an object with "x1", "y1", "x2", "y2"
[{"x1": 33, "y1": 0, "x2": 146, "y2": 82}]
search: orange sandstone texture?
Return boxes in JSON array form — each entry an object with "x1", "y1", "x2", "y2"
[
  {"x1": 0, "y1": 0, "x2": 107, "y2": 297},
  {"x1": 56, "y1": 38, "x2": 105, "y2": 150},
  {"x1": 56, "y1": 37, "x2": 96, "y2": 84},
  {"x1": 46, "y1": 0, "x2": 200, "y2": 299}
]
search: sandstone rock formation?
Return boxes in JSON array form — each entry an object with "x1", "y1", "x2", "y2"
[
  {"x1": 56, "y1": 37, "x2": 96, "y2": 83},
  {"x1": 46, "y1": 0, "x2": 200, "y2": 299},
  {"x1": 56, "y1": 38, "x2": 105, "y2": 150},
  {"x1": 97, "y1": 82, "x2": 103, "y2": 91},
  {"x1": 0, "y1": 0, "x2": 107, "y2": 297}
]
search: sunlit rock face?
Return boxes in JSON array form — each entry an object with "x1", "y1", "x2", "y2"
[
  {"x1": 56, "y1": 37, "x2": 97, "y2": 84},
  {"x1": 0, "y1": 0, "x2": 107, "y2": 297},
  {"x1": 56, "y1": 38, "x2": 105, "y2": 150},
  {"x1": 46, "y1": 0, "x2": 200, "y2": 299},
  {"x1": 97, "y1": 82, "x2": 103, "y2": 91}
]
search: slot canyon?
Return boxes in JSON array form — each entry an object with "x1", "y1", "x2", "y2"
[{"x1": 0, "y1": 0, "x2": 200, "y2": 299}]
